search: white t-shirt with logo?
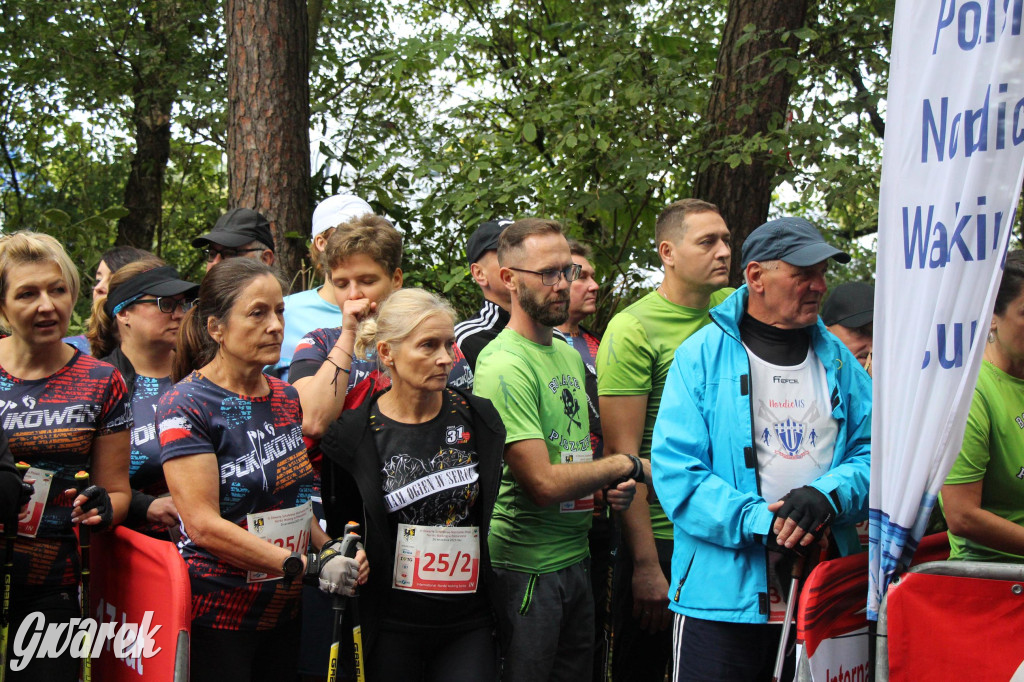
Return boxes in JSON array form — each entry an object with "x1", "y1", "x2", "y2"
[{"x1": 747, "y1": 346, "x2": 837, "y2": 505}]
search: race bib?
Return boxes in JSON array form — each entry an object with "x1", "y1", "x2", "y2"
[
  {"x1": 560, "y1": 450, "x2": 594, "y2": 513},
  {"x1": 245, "y1": 501, "x2": 313, "y2": 583},
  {"x1": 14, "y1": 467, "x2": 54, "y2": 538},
  {"x1": 393, "y1": 523, "x2": 479, "y2": 594}
]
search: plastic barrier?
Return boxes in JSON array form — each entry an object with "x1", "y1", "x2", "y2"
[
  {"x1": 877, "y1": 560, "x2": 1024, "y2": 682},
  {"x1": 88, "y1": 526, "x2": 191, "y2": 681},
  {"x1": 794, "y1": 533, "x2": 949, "y2": 682}
]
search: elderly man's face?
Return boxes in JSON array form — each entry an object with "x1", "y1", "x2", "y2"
[{"x1": 757, "y1": 260, "x2": 829, "y2": 329}]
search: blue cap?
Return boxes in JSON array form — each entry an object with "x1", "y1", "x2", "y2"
[{"x1": 740, "y1": 217, "x2": 850, "y2": 270}]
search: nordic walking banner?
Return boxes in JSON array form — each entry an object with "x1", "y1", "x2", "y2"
[{"x1": 870, "y1": 0, "x2": 1024, "y2": 618}]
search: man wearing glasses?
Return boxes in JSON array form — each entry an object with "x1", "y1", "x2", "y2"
[
  {"x1": 474, "y1": 218, "x2": 648, "y2": 682},
  {"x1": 192, "y1": 208, "x2": 276, "y2": 272}
]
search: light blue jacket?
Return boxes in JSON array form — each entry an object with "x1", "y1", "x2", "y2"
[{"x1": 651, "y1": 285, "x2": 871, "y2": 623}]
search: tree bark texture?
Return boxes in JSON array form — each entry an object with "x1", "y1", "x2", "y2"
[
  {"x1": 226, "y1": 0, "x2": 311, "y2": 284},
  {"x1": 116, "y1": 5, "x2": 176, "y2": 250},
  {"x1": 692, "y1": 0, "x2": 809, "y2": 287}
]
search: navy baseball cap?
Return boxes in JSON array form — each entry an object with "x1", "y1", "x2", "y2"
[
  {"x1": 103, "y1": 266, "x2": 199, "y2": 317},
  {"x1": 740, "y1": 217, "x2": 850, "y2": 270},
  {"x1": 822, "y1": 282, "x2": 874, "y2": 328},
  {"x1": 192, "y1": 208, "x2": 275, "y2": 251},
  {"x1": 466, "y1": 219, "x2": 513, "y2": 265}
]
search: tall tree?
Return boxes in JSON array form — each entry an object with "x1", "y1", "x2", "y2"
[
  {"x1": 225, "y1": 0, "x2": 311, "y2": 282},
  {"x1": 692, "y1": 0, "x2": 809, "y2": 285}
]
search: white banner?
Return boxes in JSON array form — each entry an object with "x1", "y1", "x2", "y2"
[{"x1": 870, "y1": 0, "x2": 1024, "y2": 617}]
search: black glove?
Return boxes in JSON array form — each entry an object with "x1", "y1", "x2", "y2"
[
  {"x1": 773, "y1": 485, "x2": 835, "y2": 539},
  {"x1": 765, "y1": 527, "x2": 813, "y2": 558},
  {"x1": 78, "y1": 485, "x2": 114, "y2": 532},
  {"x1": 18, "y1": 480, "x2": 32, "y2": 508}
]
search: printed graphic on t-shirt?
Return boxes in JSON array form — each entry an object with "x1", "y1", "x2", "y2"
[
  {"x1": 292, "y1": 327, "x2": 379, "y2": 390},
  {"x1": 748, "y1": 349, "x2": 836, "y2": 505},
  {"x1": 130, "y1": 375, "x2": 174, "y2": 493},
  {"x1": 373, "y1": 389, "x2": 480, "y2": 528}
]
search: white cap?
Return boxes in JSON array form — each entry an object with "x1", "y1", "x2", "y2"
[{"x1": 311, "y1": 194, "x2": 373, "y2": 238}]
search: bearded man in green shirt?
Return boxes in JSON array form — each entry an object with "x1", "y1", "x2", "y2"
[{"x1": 474, "y1": 218, "x2": 647, "y2": 682}]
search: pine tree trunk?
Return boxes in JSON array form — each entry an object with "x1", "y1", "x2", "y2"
[
  {"x1": 116, "y1": 87, "x2": 172, "y2": 249},
  {"x1": 115, "y1": 5, "x2": 177, "y2": 250},
  {"x1": 693, "y1": 0, "x2": 809, "y2": 286},
  {"x1": 225, "y1": 0, "x2": 311, "y2": 285}
]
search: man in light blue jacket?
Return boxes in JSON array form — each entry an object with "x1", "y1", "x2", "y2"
[{"x1": 651, "y1": 217, "x2": 871, "y2": 681}]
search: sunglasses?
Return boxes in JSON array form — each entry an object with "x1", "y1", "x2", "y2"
[{"x1": 133, "y1": 297, "x2": 196, "y2": 314}]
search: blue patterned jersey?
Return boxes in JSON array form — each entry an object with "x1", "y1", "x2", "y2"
[{"x1": 157, "y1": 371, "x2": 315, "y2": 630}]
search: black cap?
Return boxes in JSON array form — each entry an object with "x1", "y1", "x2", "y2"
[
  {"x1": 104, "y1": 266, "x2": 200, "y2": 317},
  {"x1": 741, "y1": 217, "x2": 850, "y2": 270},
  {"x1": 821, "y1": 282, "x2": 874, "y2": 328},
  {"x1": 466, "y1": 219, "x2": 513, "y2": 266},
  {"x1": 192, "y1": 208, "x2": 275, "y2": 251}
]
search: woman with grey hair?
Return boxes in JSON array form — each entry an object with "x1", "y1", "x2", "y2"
[{"x1": 321, "y1": 288, "x2": 505, "y2": 681}]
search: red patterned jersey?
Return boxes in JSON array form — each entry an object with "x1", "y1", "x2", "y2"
[{"x1": 1, "y1": 351, "x2": 131, "y2": 588}]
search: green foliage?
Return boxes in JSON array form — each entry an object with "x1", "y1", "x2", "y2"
[{"x1": 0, "y1": 0, "x2": 896, "y2": 334}]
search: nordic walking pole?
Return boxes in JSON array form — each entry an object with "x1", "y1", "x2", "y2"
[
  {"x1": 771, "y1": 544, "x2": 820, "y2": 682},
  {"x1": 771, "y1": 554, "x2": 804, "y2": 682},
  {"x1": 0, "y1": 462, "x2": 30, "y2": 682},
  {"x1": 74, "y1": 470, "x2": 93, "y2": 682},
  {"x1": 327, "y1": 521, "x2": 362, "y2": 682}
]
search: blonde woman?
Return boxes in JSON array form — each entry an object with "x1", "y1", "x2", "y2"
[
  {"x1": 321, "y1": 288, "x2": 504, "y2": 681},
  {"x1": 0, "y1": 231, "x2": 131, "y2": 680}
]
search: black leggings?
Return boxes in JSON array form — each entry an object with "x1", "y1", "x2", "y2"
[
  {"x1": 369, "y1": 623, "x2": 498, "y2": 682},
  {"x1": 190, "y1": 617, "x2": 301, "y2": 682}
]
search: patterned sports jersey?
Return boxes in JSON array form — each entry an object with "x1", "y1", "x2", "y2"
[
  {"x1": 289, "y1": 326, "x2": 474, "y2": 392},
  {"x1": 1, "y1": 351, "x2": 131, "y2": 587},
  {"x1": 128, "y1": 374, "x2": 174, "y2": 537},
  {"x1": 157, "y1": 371, "x2": 315, "y2": 631}
]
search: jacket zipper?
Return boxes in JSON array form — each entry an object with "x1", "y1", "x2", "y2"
[{"x1": 742, "y1": 357, "x2": 771, "y2": 615}]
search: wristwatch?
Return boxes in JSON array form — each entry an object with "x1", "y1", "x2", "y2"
[
  {"x1": 282, "y1": 551, "x2": 304, "y2": 584},
  {"x1": 625, "y1": 454, "x2": 645, "y2": 484}
]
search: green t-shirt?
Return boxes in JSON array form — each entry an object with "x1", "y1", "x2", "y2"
[
  {"x1": 596, "y1": 288, "x2": 733, "y2": 539},
  {"x1": 942, "y1": 361, "x2": 1024, "y2": 563},
  {"x1": 474, "y1": 328, "x2": 593, "y2": 573}
]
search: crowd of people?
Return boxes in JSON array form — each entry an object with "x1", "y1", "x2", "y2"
[{"x1": 0, "y1": 193, "x2": 1019, "y2": 682}]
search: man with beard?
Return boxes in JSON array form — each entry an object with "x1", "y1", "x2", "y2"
[{"x1": 474, "y1": 218, "x2": 647, "y2": 682}]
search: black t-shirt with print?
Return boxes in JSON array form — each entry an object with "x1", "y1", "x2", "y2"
[{"x1": 370, "y1": 388, "x2": 491, "y2": 633}]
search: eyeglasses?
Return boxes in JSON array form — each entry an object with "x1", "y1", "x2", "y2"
[
  {"x1": 508, "y1": 263, "x2": 583, "y2": 286},
  {"x1": 204, "y1": 246, "x2": 265, "y2": 262},
  {"x1": 133, "y1": 297, "x2": 196, "y2": 314}
]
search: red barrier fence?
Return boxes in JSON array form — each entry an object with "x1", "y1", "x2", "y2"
[
  {"x1": 795, "y1": 533, "x2": 950, "y2": 681},
  {"x1": 89, "y1": 527, "x2": 190, "y2": 681},
  {"x1": 882, "y1": 561, "x2": 1024, "y2": 682}
]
